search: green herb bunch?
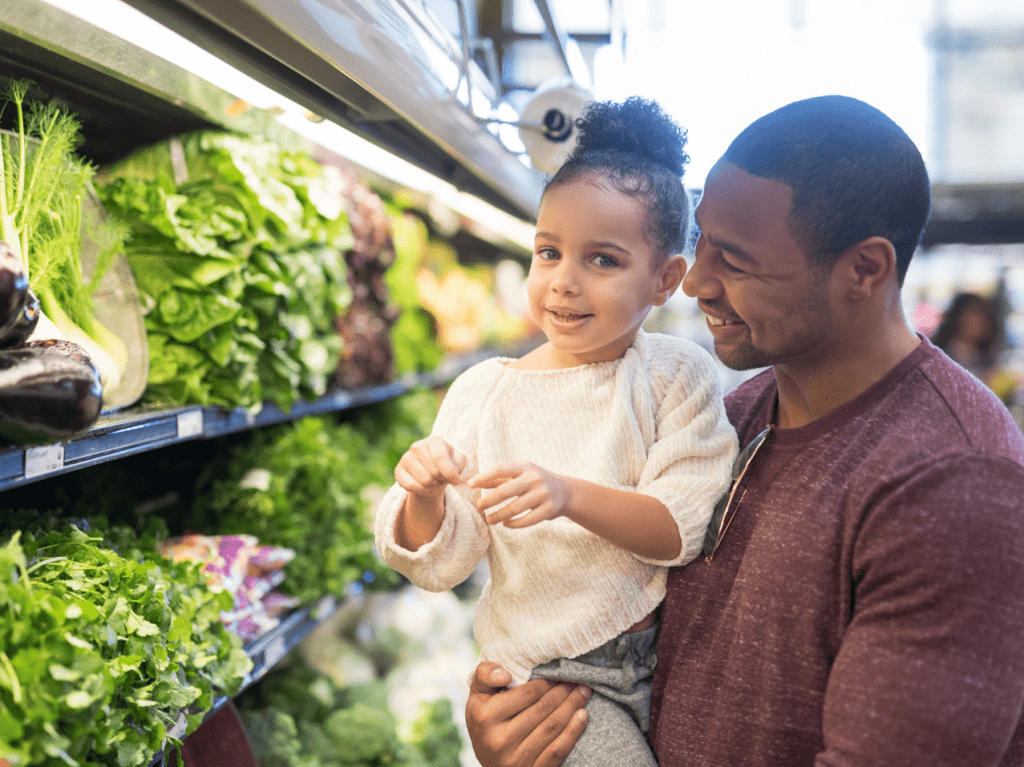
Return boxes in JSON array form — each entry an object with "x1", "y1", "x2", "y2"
[
  {"x1": 183, "y1": 389, "x2": 439, "y2": 602},
  {"x1": 0, "y1": 522, "x2": 252, "y2": 767},
  {"x1": 96, "y1": 131, "x2": 354, "y2": 410}
]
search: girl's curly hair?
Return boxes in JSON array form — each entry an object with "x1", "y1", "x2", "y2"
[{"x1": 547, "y1": 96, "x2": 693, "y2": 257}]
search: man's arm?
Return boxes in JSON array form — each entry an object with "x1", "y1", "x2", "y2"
[
  {"x1": 819, "y1": 456, "x2": 1024, "y2": 765},
  {"x1": 466, "y1": 662, "x2": 591, "y2": 767}
]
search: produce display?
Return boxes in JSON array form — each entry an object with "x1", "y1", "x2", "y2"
[
  {"x1": 0, "y1": 518, "x2": 251, "y2": 767},
  {"x1": 0, "y1": 81, "x2": 128, "y2": 393},
  {"x1": 0, "y1": 70, "x2": 532, "y2": 767},
  {"x1": 235, "y1": 656, "x2": 462, "y2": 767},
  {"x1": 0, "y1": 81, "x2": 140, "y2": 442},
  {"x1": 333, "y1": 171, "x2": 401, "y2": 389},
  {"x1": 179, "y1": 389, "x2": 439, "y2": 602},
  {"x1": 97, "y1": 131, "x2": 354, "y2": 410},
  {"x1": 386, "y1": 204, "x2": 531, "y2": 358},
  {"x1": 159, "y1": 534, "x2": 301, "y2": 644}
]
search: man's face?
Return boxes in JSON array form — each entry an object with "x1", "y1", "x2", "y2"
[{"x1": 682, "y1": 160, "x2": 834, "y2": 372}]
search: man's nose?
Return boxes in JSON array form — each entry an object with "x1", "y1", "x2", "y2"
[{"x1": 682, "y1": 247, "x2": 719, "y2": 300}]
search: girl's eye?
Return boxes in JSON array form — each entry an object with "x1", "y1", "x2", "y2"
[
  {"x1": 536, "y1": 248, "x2": 559, "y2": 261},
  {"x1": 594, "y1": 254, "x2": 618, "y2": 268}
]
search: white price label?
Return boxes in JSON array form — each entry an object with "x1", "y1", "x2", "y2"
[
  {"x1": 264, "y1": 636, "x2": 287, "y2": 668},
  {"x1": 176, "y1": 409, "x2": 203, "y2": 438},
  {"x1": 24, "y1": 444, "x2": 64, "y2": 479}
]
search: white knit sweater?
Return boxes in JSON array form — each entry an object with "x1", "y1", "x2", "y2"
[{"x1": 374, "y1": 330, "x2": 738, "y2": 684}]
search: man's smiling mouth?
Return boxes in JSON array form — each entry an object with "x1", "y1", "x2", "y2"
[{"x1": 706, "y1": 315, "x2": 742, "y2": 327}]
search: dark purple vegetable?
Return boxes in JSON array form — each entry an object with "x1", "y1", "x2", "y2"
[
  {"x1": 0, "y1": 288, "x2": 41, "y2": 349},
  {"x1": 334, "y1": 176, "x2": 399, "y2": 389},
  {"x1": 0, "y1": 240, "x2": 32, "y2": 342},
  {"x1": 0, "y1": 338, "x2": 103, "y2": 444}
]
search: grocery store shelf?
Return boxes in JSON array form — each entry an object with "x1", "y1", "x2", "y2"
[{"x1": 0, "y1": 345, "x2": 525, "y2": 492}]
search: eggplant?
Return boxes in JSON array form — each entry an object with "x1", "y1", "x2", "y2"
[
  {"x1": 0, "y1": 288, "x2": 41, "y2": 349},
  {"x1": 0, "y1": 338, "x2": 103, "y2": 445},
  {"x1": 0, "y1": 240, "x2": 32, "y2": 343}
]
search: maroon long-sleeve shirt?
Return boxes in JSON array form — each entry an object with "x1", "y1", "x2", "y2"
[{"x1": 651, "y1": 336, "x2": 1024, "y2": 766}]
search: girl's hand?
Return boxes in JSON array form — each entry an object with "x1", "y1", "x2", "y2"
[
  {"x1": 395, "y1": 436, "x2": 468, "y2": 499},
  {"x1": 468, "y1": 463, "x2": 573, "y2": 528}
]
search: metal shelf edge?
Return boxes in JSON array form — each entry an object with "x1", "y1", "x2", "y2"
[{"x1": 0, "y1": 347, "x2": 515, "y2": 492}]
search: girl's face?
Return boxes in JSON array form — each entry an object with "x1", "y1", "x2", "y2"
[{"x1": 527, "y1": 176, "x2": 685, "y2": 368}]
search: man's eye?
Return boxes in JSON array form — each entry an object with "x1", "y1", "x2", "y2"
[{"x1": 721, "y1": 256, "x2": 745, "y2": 274}]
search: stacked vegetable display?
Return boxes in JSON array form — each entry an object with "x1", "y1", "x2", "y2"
[
  {"x1": 0, "y1": 80, "x2": 138, "y2": 442},
  {"x1": 0, "y1": 519, "x2": 251, "y2": 767},
  {"x1": 97, "y1": 132, "x2": 353, "y2": 410}
]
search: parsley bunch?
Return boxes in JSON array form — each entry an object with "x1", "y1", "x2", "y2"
[{"x1": 0, "y1": 523, "x2": 252, "y2": 766}]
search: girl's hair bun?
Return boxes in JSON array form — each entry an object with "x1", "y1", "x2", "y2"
[{"x1": 573, "y1": 96, "x2": 689, "y2": 176}]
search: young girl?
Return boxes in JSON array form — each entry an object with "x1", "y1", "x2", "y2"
[{"x1": 374, "y1": 97, "x2": 737, "y2": 766}]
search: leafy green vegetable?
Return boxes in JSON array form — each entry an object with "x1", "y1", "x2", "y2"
[
  {"x1": 0, "y1": 520, "x2": 251, "y2": 767},
  {"x1": 383, "y1": 204, "x2": 442, "y2": 374},
  {"x1": 237, "y1": 660, "x2": 460, "y2": 767},
  {"x1": 97, "y1": 131, "x2": 353, "y2": 410},
  {"x1": 0, "y1": 80, "x2": 127, "y2": 390},
  {"x1": 166, "y1": 389, "x2": 437, "y2": 601},
  {"x1": 404, "y1": 698, "x2": 464, "y2": 767}
]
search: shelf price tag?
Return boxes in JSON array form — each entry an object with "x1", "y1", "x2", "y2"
[
  {"x1": 263, "y1": 636, "x2": 287, "y2": 669},
  {"x1": 176, "y1": 409, "x2": 203, "y2": 438},
  {"x1": 24, "y1": 444, "x2": 64, "y2": 479}
]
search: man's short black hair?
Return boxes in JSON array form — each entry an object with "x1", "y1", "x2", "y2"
[{"x1": 723, "y1": 95, "x2": 930, "y2": 284}]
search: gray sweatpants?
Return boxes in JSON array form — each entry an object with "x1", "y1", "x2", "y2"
[{"x1": 530, "y1": 623, "x2": 659, "y2": 767}]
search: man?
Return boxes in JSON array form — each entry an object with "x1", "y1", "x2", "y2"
[{"x1": 464, "y1": 95, "x2": 1024, "y2": 766}]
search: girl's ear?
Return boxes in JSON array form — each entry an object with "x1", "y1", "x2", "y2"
[{"x1": 653, "y1": 254, "x2": 687, "y2": 306}]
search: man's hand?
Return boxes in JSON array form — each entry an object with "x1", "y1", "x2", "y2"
[
  {"x1": 466, "y1": 662, "x2": 590, "y2": 767},
  {"x1": 469, "y1": 463, "x2": 573, "y2": 528}
]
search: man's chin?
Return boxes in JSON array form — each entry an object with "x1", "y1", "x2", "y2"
[{"x1": 714, "y1": 342, "x2": 771, "y2": 372}]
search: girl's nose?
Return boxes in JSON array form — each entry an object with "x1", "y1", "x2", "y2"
[{"x1": 550, "y1": 260, "x2": 581, "y2": 294}]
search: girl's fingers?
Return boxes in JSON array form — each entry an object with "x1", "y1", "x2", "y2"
[
  {"x1": 468, "y1": 462, "x2": 529, "y2": 489},
  {"x1": 425, "y1": 441, "x2": 469, "y2": 484},
  {"x1": 476, "y1": 477, "x2": 533, "y2": 512},
  {"x1": 451, "y1": 446, "x2": 469, "y2": 477},
  {"x1": 395, "y1": 464, "x2": 430, "y2": 494},
  {"x1": 403, "y1": 452, "x2": 445, "y2": 487},
  {"x1": 484, "y1": 490, "x2": 548, "y2": 525},
  {"x1": 502, "y1": 507, "x2": 550, "y2": 528}
]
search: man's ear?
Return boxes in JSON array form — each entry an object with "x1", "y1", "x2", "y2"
[
  {"x1": 654, "y1": 254, "x2": 687, "y2": 306},
  {"x1": 839, "y1": 237, "x2": 897, "y2": 300}
]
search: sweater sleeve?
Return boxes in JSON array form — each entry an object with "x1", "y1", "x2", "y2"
[
  {"x1": 818, "y1": 455, "x2": 1024, "y2": 766},
  {"x1": 634, "y1": 342, "x2": 738, "y2": 567},
  {"x1": 373, "y1": 365, "x2": 492, "y2": 592}
]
